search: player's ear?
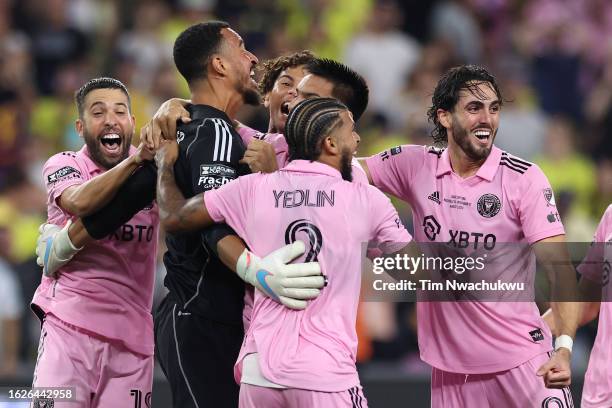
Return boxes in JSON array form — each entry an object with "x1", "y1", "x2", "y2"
[
  {"x1": 322, "y1": 135, "x2": 338, "y2": 155},
  {"x1": 437, "y1": 109, "x2": 451, "y2": 129},
  {"x1": 211, "y1": 55, "x2": 226, "y2": 77},
  {"x1": 263, "y1": 93, "x2": 270, "y2": 108},
  {"x1": 75, "y1": 118, "x2": 84, "y2": 138}
]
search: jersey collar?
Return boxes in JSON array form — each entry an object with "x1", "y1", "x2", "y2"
[
  {"x1": 281, "y1": 160, "x2": 342, "y2": 178},
  {"x1": 190, "y1": 104, "x2": 233, "y2": 123},
  {"x1": 436, "y1": 145, "x2": 502, "y2": 181}
]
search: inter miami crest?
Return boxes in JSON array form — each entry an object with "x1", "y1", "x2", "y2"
[
  {"x1": 542, "y1": 188, "x2": 556, "y2": 206},
  {"x1": 477, "y1": 194, "x2": 501, "y2": 218}
]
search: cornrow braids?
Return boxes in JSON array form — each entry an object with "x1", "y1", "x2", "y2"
[
  {"x1": 258, "y1": 50, "x2": 316, "y2": 95},
  {"x1": 285, "y1": 97, "x2": 348, "y2": 161}
]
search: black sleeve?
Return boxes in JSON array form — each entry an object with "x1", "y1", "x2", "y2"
[
  {"x1": 201, "y1": 224, "x2": 239, "y2": 257},
  {"x1": 81, "y1": 162, "x2": 157, "y2": 239},
  {"x1": 182, "y1": 119, "x2": 247, "y2": 256}
]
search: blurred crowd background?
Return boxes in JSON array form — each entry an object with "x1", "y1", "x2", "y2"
[{"x1": 0, "y1": 0, "x2": 611, "y2": 390}]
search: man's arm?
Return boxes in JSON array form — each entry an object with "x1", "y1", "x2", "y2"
[
  {"x1": 533, "y1": 235, "x2": 580, "y2": 389},
  {"x1": 155, "y1": 140, "x2": 324, "y2": 309},
  {"x1": 542, "y1": 276, "x2": 601, "y2": 335},
  {"x1": 357, "y1": 158, "x2": 373, "y2": 184},
  {"x1": 36, "y1": 162, "x2": 158, "y2": 277},
  {"x1": 155, "y1": 141, "x2": 215, "y2": 232},
  {"x1": 59, "y1": 144, "x2": 153, "y2": 217}
]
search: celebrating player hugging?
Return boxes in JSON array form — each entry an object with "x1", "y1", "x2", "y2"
[{"x1": 31, "y1": 17, "x2": 599, "y2": 408}]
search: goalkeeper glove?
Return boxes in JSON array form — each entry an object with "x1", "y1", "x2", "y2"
[
  {"x1": 35, "y1": 221, "x2": 82, "y2": 278},
  {"x1": 236, "y1": 241, "x2": 325, "y2": 310}
]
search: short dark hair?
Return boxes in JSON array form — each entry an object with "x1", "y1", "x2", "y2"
[
  {"x1": 285, "y1": 97, "x2": 348, "y2": 161},
  {"x1": 427, "y1": 65, "x2": 503, "y2": 145},
  {"x1": 75, "y1": 77, "x2": 131, "y2": 118},
  {"x1": 258, "y1": 50, "x2": 316, "y2": 95},
  {"x1": 173, "y1": 21, "x2": 230, "y2": 85},
  {"x1": 305, "y1": 58, "x2": 369, "y2": 121}
]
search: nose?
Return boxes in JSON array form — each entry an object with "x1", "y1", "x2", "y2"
[
  {"x1": 479, "y1": 110, "x2": 493, "y2": 127},
  {"x1": 287, "y1": 87, "x2": 298, "y2": 98},
  {"x1": 247, "y1": 50, "x2": 258, "y2": 65},
  {"x1": 353, "y1": 131, "x2": 361, "y2": 145},
  {"x1": 104, "y1": 111, "x2": 118, "y2": 127}
]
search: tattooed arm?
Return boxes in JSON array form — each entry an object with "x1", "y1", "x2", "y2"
[{"x1": 155, "y1": 140, "x2": 215, "y2": 233}]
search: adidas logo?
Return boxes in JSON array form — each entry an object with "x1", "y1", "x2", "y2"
[{"x1": 428, "y1": 191, "x2": 441, "y2": 204}]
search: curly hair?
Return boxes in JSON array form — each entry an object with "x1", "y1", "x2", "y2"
[
  {"x1": 258, "y1": 50, "x2": 316, "y2": 95},
  {"x1": 427, "y1": 65, "x2": 503, "y2": 145}
]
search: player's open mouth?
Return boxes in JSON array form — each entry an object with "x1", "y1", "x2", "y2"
[
  {"x1": 100, "y1": 133, "x2": 122, "y2": 155},
  {"x1": 249, "y1": 70, "x2": 257, "y2": 86},
  {"x1": 473, "y1": 129, "x2": 491, "y2": 143},
  {"x1": 280, "y1": 102, "x2": 290, "y2": 116}
]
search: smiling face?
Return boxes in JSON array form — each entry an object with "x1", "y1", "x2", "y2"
[
  {"x1": 265, "y1": 64, "x2": 309, "y2": 133},
  {"x1": 76, "y1": 88, "x2": 134, "y2": 169},
  {"x1": 219, "y1": 27, "x2": 260, "y2": 105},
  {"x1": 441, "y1": 81, "x2": 500, "y2": 162}
]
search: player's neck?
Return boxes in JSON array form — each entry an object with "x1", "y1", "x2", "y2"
[
  {"x1": 316, "y1": 155, "x2": 341, "y2": 174},
  {"x1": 190, "y1": 81, "x2": 243, "y2": 120},
  {"x1": 267, "y1": 121, "x2": 279, "y2": 133},
  {"x1": 447, "y1": 144, "x2": 485, "y2": 179}
]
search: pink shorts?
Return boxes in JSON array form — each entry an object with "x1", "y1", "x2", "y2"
[
  {"x1": 431, "y1": 352, "x2": 574, "y2": 407},
  {"x1": 32, "y1": 315, "x2": 153, "y2": 408},
  {"x1": 239, "y1": 383, "x2": 368, "y2": 408}
]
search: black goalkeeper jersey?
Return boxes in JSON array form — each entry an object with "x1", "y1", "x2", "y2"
[
  {"x1": 81, "y1": 104, "x2": 250, "y2": 325},
  {"x1": 162, "y1": 104, "x2": 250, "y2": 324}
]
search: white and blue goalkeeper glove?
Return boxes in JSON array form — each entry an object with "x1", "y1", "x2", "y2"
[
  {"x1": 35, "y1": 221, "x2": 82, "y2": 278},
  {"x1": 236, "y1": 241, "x2": 325, "y2": 310}
]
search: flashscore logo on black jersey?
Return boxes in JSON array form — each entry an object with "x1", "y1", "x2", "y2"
[{"x1": 198, "y1": 164, "x2": 236, "y2": 189}]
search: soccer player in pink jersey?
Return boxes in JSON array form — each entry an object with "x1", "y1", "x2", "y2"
[
  {"x1": 358, "y1": 65, "x2": 580, "y2": 407},
  {"x1": 543, "y1": 205, "x2": 612, "y2": 407},
  {"x1": 31, "y1": 77, "x2": 158, "y2": 407},
  {"x1": 154, "y1": 97, "x2": 413, "y2": 407}
]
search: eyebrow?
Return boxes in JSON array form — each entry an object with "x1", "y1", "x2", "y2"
[
  {"x1": 89, "y1": 101, "x2": 128, "y2": 109},
  {"x1": 465, "y1": 99, "x2": 500, "y2": 107},
  {"x1": 278, "y1": 74, "x2": 294, "y2": 82}
]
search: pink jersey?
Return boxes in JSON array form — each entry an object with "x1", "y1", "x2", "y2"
[
  {"x1": 366, "y1": 145, "x2": 565, "y2": 374},
  {"x1": 32, "y1": 145, "x2": 159, "y2": 356},
  {"x1": 237, "y1": 125, "x2": 369, "y2": 184},
  {"x1": 577, "y1": 204, "x2": 612, "y2": 407},
  {"x1": 204, "y1": 160, "x2": 411, "y2": 391}
]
